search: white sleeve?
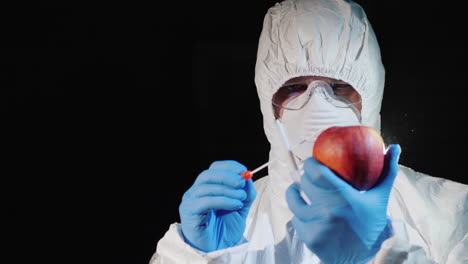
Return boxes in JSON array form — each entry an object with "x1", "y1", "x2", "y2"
[
  {"x1": 368, "y1": 220, "x2": 437, "y2": 264},
  {"x1": 369, "y1": 219, "x2": 468, "y2": 264},
  {"x1": 149, "y1": 223, "x2": 249, "y2": 264},
  {"x1": 378, "y1": 166, "x2": 468, "y2": 264},
  {"x1": 446, "y1": 234, "x2": 468, "y2": 263}
]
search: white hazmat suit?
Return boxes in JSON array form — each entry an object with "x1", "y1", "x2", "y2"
[{"x1": 151, "y1": 0, "x2": 468, "y2": 263}]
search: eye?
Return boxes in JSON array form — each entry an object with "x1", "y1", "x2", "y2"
[
  {"x1": 331, "y1": 83, "x2": 354, "y2": 97},
  {"x1": 277, "y1": 84, "x2": 308, "y2": 99},
  {"x1": 283, "y1": 84, "x2": 308, "y2": 93},
  {"x1": 272, "y1": 84, "x2": 308, "y2": 107},
  {"x1": 278, "y1": 84, "x2": 308, "y2": 99}
]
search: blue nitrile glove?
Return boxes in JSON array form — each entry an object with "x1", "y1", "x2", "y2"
[
  {"x1": 179, "y1": 160, "x2": 257, "y2": 253},
  {"x1": 286, "y1": 144, "x2": 401, "y2": 264}
]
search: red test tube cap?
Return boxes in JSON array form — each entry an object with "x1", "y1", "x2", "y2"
[{"x1": 241, "y1": 170, "x2": 253, "y2": 181}]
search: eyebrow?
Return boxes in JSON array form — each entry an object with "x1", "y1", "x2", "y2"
[
  {"x1": 282, "y1": 76, "x2": 315, "y2": 85},
  {"x1": 289, "y1": 76, "x2": 310, "y2": 82}
]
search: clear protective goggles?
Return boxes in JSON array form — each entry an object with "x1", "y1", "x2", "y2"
[{"x1": 272, "y1": 80, "x2": 362, "y2": 111}]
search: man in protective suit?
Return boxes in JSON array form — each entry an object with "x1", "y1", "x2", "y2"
[{"x1": 150, "y1": 0, "x2": 468, "y2": 263}]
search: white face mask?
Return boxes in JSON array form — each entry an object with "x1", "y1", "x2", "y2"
[{"x1": 279, "y1": 81, "x2": 362, "y2": 163}]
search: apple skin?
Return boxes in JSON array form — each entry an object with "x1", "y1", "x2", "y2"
[{"x1": 312, "y1": 126, "x2": 386, "y2": 191}]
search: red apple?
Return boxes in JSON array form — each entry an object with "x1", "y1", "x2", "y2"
[{"x1": 312, "y1": 126, "x2": 386, "y2": 191}]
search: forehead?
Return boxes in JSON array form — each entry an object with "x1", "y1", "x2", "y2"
[{"x1": 282, "y1": 76, "x2": 348, "y2": 86}]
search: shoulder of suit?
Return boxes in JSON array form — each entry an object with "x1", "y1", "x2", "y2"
[{"x1": 395, "y1": 164, "x2": 467, "y2": 208}]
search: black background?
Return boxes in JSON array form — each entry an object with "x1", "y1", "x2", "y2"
[{"x1": 3, "y1": 1, "x2": 467, "y2": 263}]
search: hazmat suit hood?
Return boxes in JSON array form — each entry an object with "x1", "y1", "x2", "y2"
[{"x1": 254, "y1": 0, "x2": 385, "y2": 201}]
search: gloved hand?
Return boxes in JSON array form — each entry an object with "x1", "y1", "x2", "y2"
[
  {"x1": 179, "y1": 160, "x2": 257, "y2": 253},
  {"x1": 286, "y1": 144, "x2": 401, "y2": 264}
]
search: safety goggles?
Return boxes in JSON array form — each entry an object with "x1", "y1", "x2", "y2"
[{"x1": 272, "y1": 80, "x2": 362, "y2": 111}]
